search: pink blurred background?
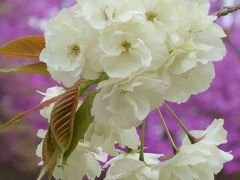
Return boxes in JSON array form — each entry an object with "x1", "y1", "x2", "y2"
[{"x1": 0, "y1": 0, "x2": 240, "y2": 179}]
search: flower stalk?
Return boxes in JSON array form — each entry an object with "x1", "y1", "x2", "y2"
[
  {"x1": 139, "y1": 119, "x2": 146, "y2": 162},
  {"x1": 163, "y1": 102, "x2": 197, "y2": 144},
  {"x1": 214, "y1": 4, "x2": 240, "y2": 17},
  {"x1": 157, "y1": 108, "x2": 178, "y2": 154}
]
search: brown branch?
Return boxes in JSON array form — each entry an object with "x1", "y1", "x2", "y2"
[{"x1": 214, "y1": 4, "x2": 240, "y2": 17}]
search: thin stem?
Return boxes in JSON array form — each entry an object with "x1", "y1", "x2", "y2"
[
  {"x1": 79, "y1": 72, "x2": 108, "y2": 95},
  {"x1": 213, "y1": 4, "x2": 240, "y2": 17},
  {"x1": 157, "y1": 109, "x2": 178, "y2": 154},
  {"x1": 139, "y1": 119, "x2": 146, "y2": 162},
  {"x1": 82, "y1": 89, "x2": 97, "y2": 97},
  {"x1": 163, "y1": 102, "x2": 196, "y2": 144}
]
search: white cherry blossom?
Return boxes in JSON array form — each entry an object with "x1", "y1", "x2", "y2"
[
  {"x1": 85, "y1": 120, "x2": 140, "y2": 155},
  {"x1": 156, "y1": 119, "x2": 233, "y2": 180},
  {"x1": 99, "y1": 20, "x2": 168, "y2": 78},
  {"x1": 92, "y1": 73, "x2": 170, "y2": 128},
  {"x1": 77, "y1": 0, "x2": 145, "y2": 30},
  {"x1": 163, "y1": 63, "x2": 215, "y2": 104},
  {"x1": 105, "y1": 153, "x2": 161, "y2": 180},
  {"x1": 36, "y1": 130, "x2": 107, "y2": 180},
  {"x1": 53, "y1": 143, "x2": 107, "y2": 180},
  {"x1": 40, "y1": 8, "x2": 102, "y2": 87}
]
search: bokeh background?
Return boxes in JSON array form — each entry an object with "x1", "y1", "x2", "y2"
[{"x1": 0, "y1": 0, "x2": 239, "y2": 179}]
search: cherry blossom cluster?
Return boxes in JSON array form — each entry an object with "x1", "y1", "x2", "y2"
[
  {"x1": 37, "y1": 0, "x2": 233, "y2": 179},
  {"x1": 40, "y1": 0, "x2": 226, "y2": 127}
]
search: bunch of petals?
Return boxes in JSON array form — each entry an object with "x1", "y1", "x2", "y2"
[
  {"x1": 38, "y1": 86, "x2": 140, "y2": 156},
  {"x1": 156, "y1": 119, "x2": 233, "y2": 180},
  {"x1": 92, "y1": 73, "x2": 170, "y2": 129},
  {"x1": 36, "y1": 129, "x2": 107, "y2": 180},
  {"x1": 38, "y1": 86, "x2": 66, "y2": 120},
  {"x1": 40, "y1": 0, "x2": 227, "y2": 129},
  {"x1": 104, "y1": 119, "x2": 233, "y2": 180},
  {"x1": 36, "y1": 87, "x2": 108, "y2": 180},
  {"x1": 105, "y1": 153, "x2": 161, "y2": 180},
  {"x1": 84, "y1": 119, "x2": 140, "y2": 155}
]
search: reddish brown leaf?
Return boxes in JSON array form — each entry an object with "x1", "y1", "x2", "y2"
[
  {"x1": 50, "y1": 86, "x2": 80, "y2": 152},
  {"x1": 0, "y1": 62, "x2": 49, "y2": 75},
  {"x1": 63, "y1": 92, "x2": 96, "y2": 163},
  {"x1": 39, "y1": 84, "x2": 82, "y2": 179},
  {"x1": 40, "y1": 128, "x2": 60, "y2": 180},
  {"x1": 42, "y1": 129, "x2": 56, "y2": 164},
  {"x1": 0, "y1": 93, "x2": 64, "y2": 131},
  {"x1": 0, "y1": 36, "x2": 45, "y2": 60}
]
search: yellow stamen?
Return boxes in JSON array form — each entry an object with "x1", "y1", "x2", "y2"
[
  {"x1": 146, "y1": 11, "x2": 159, "y2": 22},
  {"x1": 67, "y1": 44, "x2": 80, "y2": 58},
  {"x1": 121, "y1": 41, "x2": 131, "y2": 52}
]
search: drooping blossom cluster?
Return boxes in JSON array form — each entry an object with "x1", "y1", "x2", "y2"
[
  {"x1": 105, "y1": 119, "x2": 233, "y2": 180},
  {"x1": 40, "y1": 0, "x2": 226, "y2": 127},
  {"x1": 33, "y1": 0, "x2": 234, "y2": 179},
  {"x1": 37, "y1": 89, "x2": 233, "y2": 180}
]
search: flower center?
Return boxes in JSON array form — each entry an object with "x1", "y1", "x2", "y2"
[
  {"x1": 67, "y1": 44, "x2": 80, "y2": 58},
  {"x1": 121, "y1": 41, "x2": 131, "y2": 53},
  {"x1": 146, "y1": 11, "x2": 159, "y2": 22}
]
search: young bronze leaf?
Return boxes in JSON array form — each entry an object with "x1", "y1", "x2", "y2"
[
  {"x1": 38, "y1": 128, "x2": 61, "y2": 180},
  {"x1": 63, "y1": 92, "x2": 96, "y2": 163},
  {"x1": 0, "y1": 62, "x2": 49, "y2": 75},
  {"x1": 42, "y1": 129, "x2": 58, "y2": 166},
  {"x1": 0, "y1": 93, "x2": 64, "y2": 132},
  {"x1": 0, "y1": 68, "x2": 15, "y2": 73},
  {"x1": 0, "y1": 36, "x2": 45, "y2": 60},
  {"x1": 50, "y1": 86, "x2": 80, "y2": 152}
]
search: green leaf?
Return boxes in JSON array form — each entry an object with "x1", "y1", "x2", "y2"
[
  {"x1": 0, "y1": 62, "x2": 49, "y2": 75},
  {"x1": 0, "y1": 36, "x2": 45, "y2": 60},
  {"x1": 63, "y1": 92, "x2": 96, "y2": 163}
]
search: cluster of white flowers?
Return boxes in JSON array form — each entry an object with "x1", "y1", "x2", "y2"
[
  {"x1": 37, "y1": 0, "x2": 233, "y2": 179},
  {"x1": 37, "y1": 128, "x2": 107, "y2": 180},
  {"x1": 37, "y1": 97, "x2": 233, "y2": 180},
  {"x1": 105, "y1": 119, "x2": 233, "y2": 180},
  {"x1": 40, "y1": 0, "x2": 226, "y2": 128},
  {"x1": 36, "y1": 87, "x2": 108, "y2": 180}
]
